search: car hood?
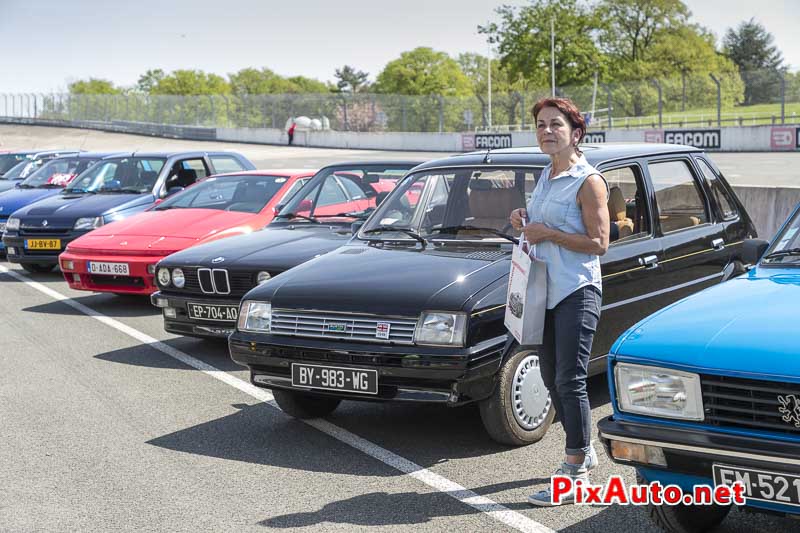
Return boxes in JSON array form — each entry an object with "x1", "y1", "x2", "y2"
[
  {"x1": 248, "y1": 243, "x2": 511, "y2": 316},
  {"x1": 0, "y1": 188, "x2": 61, "y2": 216},
  {"x1": 613, "y1": 268, "x2": 800, "y2": 379},
  {"x1": 11, "y1": 192, "x2": 153, "y2": 224},
  {"x1": 160, "y1": 224, "x2": 354, "y2": 271},
  {"x1": 0, "y1": 180, "x2": 21, "y2": 193}
]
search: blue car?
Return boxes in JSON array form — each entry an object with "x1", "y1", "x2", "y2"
[
  {"x1": 2, "y1": 150, "x2": 255, "y2": 272},
  {"x1": 0, "y1": 150, "x2": 81, "y2": 192},
  {"x1": 598, "y1": 204, "x2": 800, "y2": 531},
  {"x1": 0, "y1": 152, "x2": 120, "y2": 253}
]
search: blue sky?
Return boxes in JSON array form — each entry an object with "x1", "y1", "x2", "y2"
[{"x1": 1, "y1": 0, "x2": 797, "y2": 93}]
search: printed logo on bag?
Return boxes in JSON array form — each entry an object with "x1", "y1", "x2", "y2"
[
  {"x1": 375, "y1": 322, "x2": 391, "y2": 339},
  {"x1": 778, "y1": 394, "x2": 800, "y2": 428},
  {"x1": 475, "y1": 134, "x2": 512, "y2": 149},
  {"x1": 664, "y1": 129, "x2": 721, "y2": 149},
  {"x1": 584, "y1": 132, "x2": 606, "y2": 143}
]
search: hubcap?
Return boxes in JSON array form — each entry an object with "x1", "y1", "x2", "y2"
[{"x1": 511, "y1": 353, "x2": 551, "y2": 431}]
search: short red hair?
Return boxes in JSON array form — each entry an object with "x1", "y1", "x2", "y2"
[{"x1": 532, "y1": 97, "x2": 586, "y2": 144}]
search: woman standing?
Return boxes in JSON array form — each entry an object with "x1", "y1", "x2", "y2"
[{"x1": 509, "y1": 98, "x2": 610, "y2": 506}]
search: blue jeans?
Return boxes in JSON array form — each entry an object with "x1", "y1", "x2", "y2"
[{"x1": 538, "y1": 285, "x2": 601, "y2": 456}]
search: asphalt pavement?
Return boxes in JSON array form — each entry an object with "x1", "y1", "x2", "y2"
[{"x1": 0, "y1": 261, "x2": 791, "y2": 532}]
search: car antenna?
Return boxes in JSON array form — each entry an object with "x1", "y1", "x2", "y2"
[{"x1": 482, "y1": 148, "x2": 492, "y2": 164}]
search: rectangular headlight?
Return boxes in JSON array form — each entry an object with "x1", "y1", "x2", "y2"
[
  {"x1": 6, "y1": 217, "x2": 19, "y2": 231},
  {"x1": 238, "y1": 301, "x2": 272, "y2": 333},
  {"x1": 73, "y1": 217, "x2": 104, "y2": 230},
  {"x1": 615, "y1": 362, "x2": 704, "y2": 421},
  {"x1": 413, "y1": 311, "x2": 467, "y2": 346}
]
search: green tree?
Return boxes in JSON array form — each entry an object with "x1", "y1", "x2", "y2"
[
  {"x1": 723, "y1": 18, "x2": 785, "y2": 105},
  {"x1": 334, "y1": 65, "x2": 370, "y2": 93},
  {"x1": 374, "y1": 47, "x2": 472, "y2": 96},
  {"x1": 136, "y1": 69, "x2": 165, "y2": 93},
  {"x1": 229, "y1": 67, "x2": 295, "y2": 95},
  {"x1": 479, "y1": 0, "x2": 607, "y2": 92},
  {"x1": 458, "y1": 53, "x2": 526, "y2": 128},
  {"x1": 285, "y1": 75, "x2": 331, "y2": 94},
  {"x1": 68, "y1": 78, "x2": 121, "y2": 95},
  {"x1": 150, "y1": 69, "x2": 231, "y2": 95}
]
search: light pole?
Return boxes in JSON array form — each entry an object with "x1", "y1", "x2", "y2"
[
  {"x1": 550, "y1": 18, "x2": 556, "y2": 97},
  {"x1": 488, "y1": 36, "x2": 493, "y2": 130}
]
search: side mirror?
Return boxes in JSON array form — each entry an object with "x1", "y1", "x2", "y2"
[
  {"x1": 166, "y1": 186, "x2": 184, "y2": 197},
  {"x1": 153, "y1": 198, "x2": 164, "y2": 206},
  {"x1": 363, "y1": 174, "x2": 380, "y2": 184},
  {"x1": 14, "y1": 182, "x2": 21, "y2": 188},
  {"x1": 742, "y1": 238, "x2": 769, "y2": 265},
  {"x1": 297, "y1": 199, "x2": 313, "y2": 212},
  {"x1": 351, "y1": 220, "x2": 365, "y2": 234}
]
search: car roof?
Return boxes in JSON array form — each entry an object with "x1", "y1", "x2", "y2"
[
  {"x1": 52, "y1": 151, "x2": 127, "y2": 160},
  {"x1": 101, "y1": 151, "x2": 243, "y2": 159},
  {"x1": 413, "y1": 143, "x2": 703, "y2": 171},
  {"x1": 210, "y1": 169, "x2": 316, "y2": 178},
  {"x1": 319, "y1": 160, "x2": 426, "y2": 169}
]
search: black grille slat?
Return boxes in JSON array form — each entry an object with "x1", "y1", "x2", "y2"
[
  {"x1": 701, "y1": 374, "x2": 800, "y2": 436},
  {"x1": 167, "y1": 267, "x2": 255, "y2": 298},
  {"x1": 198, "y1": 269, "x2": 214, "y2": 293},
  {"x1": 212, "y1": 269, "x2": 230, "y2": 294}
]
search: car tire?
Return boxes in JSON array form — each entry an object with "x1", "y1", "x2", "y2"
[
  {"x1": 638, "y1": 473, "x2": 731, "y2": 532},
  {"x1": 478, "y1": 346, "x2": 555, "y2": 446},
  {"x1": 21, "y1": 263, "x2": 56, "y2": 273},
  {"x1": 272, "y1": 389, "x2": 342, "y2": 419}
]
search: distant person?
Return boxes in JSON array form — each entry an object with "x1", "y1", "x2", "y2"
[{"x1": 287, "y1": 120, "x2": 296, "y2": 146}]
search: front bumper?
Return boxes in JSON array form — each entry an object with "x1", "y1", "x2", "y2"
[
  {"x1": 3, "y1": 230, "x2": 78, "y2": 265},
  {"x1": 151, "y1": 291, "x2": 238, "y2": 339},
  {"x1": 229, "y1": 332, "x2": 507, "y2": 404},
  {"x1": 598, "y1": 415, "x2": 800, "y2": 515},
  {"x1": 60, "y1": 250, "x2": 161, "y2": 295}
]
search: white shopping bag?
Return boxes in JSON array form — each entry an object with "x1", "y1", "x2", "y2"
[{"x1": 504, "y1": 237, "x2": 547, "y2": 345}]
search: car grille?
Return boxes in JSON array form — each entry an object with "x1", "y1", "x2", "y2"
[
  {"x1": 701, "y1": 374, "x2": 800, "y2": 435},
  {"x1": 270, "y1": 309, "x2": 418, "y2": 345},
  {"x1": 90, "y1": 275, "x2": 145, "y2": 287},
  {"x1": 20, "y1": 227, "x2": 71, "y2": 236},
  {"x1": 180, "y1": 267, "x2": 255, "y2": 297}
]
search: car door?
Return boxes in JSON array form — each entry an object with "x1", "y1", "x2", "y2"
[
  {"x1": 592, "y1": 161, "x2": 667, "y2": 363},
  {"x1": 644, "y1": 155, "x2": 729, "y2": 305}
]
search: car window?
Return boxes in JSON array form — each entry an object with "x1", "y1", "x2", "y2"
[
  {"x1": 648, "y1": 159, "x2": 708, "y2": 234},
  {"x1": 337, "y1": 176, "x2": 367, "y2": 200},
  {"x1": 21, "y1": 158, "x2": 100, "y2": 188},
  {"x1": 604, "y1": 165, "x2": 650, "y2": 244},
  {"x1": 317, "y1": 177, "x2": 348, "y2": 207},
  {"x1": 695, "y1": 158, "x2": 738, "y2": 221},
  {"x1": 0, "y1": 154, "x2": 29, "y2": 175},
  {"x1": 278, "y1": 178, "x2": 309, "y2": 204},
  {"x1": 182, "y1": 159, "x2": 208, "y2": 179},
  {"x1": 156, "y1": 174, "x2": 292, "y2": 213},
  {"x1": 66, "y1": 157, "x2": 166, "y2": 193},
  {"x1": 209, "y1": 155, "x2": 246, "y2": 174}
]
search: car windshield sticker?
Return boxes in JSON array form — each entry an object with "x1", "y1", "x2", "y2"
[{"x1": 376, "y1": 322, "x2": 391, "y2": 339}]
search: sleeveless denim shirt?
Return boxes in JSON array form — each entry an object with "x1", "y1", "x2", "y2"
[{"x1": 526, "y1": 155, "x2": 607, "y2": 309}]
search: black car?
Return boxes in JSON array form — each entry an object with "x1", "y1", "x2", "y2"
[
  {"x1": 151, "y1": 161, "x2": 423, "y2": 339},
  {"x1": 2, "y1": 150, "x2": 254, "y2": 272},
  {"x1": 229, "y1": 143, "x2": 756, "y2": 445}
]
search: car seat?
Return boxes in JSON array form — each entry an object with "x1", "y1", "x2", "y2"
[
  {"x1": 608, "y1": 186, "x2": 634, "y2": 241},
  {"x1": 467, "y1": 181, "x2": 525, "y2": 232}
]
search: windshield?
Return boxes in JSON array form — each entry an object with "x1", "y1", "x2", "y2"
[
  {"x1": 65, "y1": 157, "x2": 166, "y2": 194},
  {"x1": 20, "y1": 157, "x2": 101, "y2": 188},
  {"x1": 763, "y1": 208, "x2": 800, "y2": 264},
  {"x1": 3, "y1": 159, "x2": 44, "y2": 181},
  {"x1": 0, "y1": 154, "x2": 30, "y2": 176},
  {"x1": 360, "y1": 167, "x2": 542, "y2": 242},
  {"x1": 155, "y1": 174, "x2": 296, "y2": 213},
  {"x1": 276, "y1": 165, "x2": 413, "y2": 223}
]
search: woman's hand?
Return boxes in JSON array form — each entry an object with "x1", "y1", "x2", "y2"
[
  {"x1": 521, "y1": 222, "x2": 554, "y2": 244},
  {"x1": 509, "y1": 208, "x2": 527, "y2": 231}
]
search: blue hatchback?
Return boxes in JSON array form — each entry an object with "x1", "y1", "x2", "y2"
[{"x1": 599, "y1": 203, "x2": 800, "y2": 531}]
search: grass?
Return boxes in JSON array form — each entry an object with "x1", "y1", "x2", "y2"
[{"x1": 602, "y1": 102, "x2": 800, "y2": 129}]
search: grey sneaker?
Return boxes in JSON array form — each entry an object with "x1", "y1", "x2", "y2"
[
  {"x1": 584, "y1": 444, "x2": 599, "y2": 471},
  {"x1": 528, "y1": 463, "x2": 589, "y2": 507}
]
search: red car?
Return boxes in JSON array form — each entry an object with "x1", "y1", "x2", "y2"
[{"x1": 59, "y1": 169, "x2": 315, "y2": 295}]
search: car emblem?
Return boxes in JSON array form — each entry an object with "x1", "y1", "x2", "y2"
[
  {"x1": 778, "y1": 394, "x2": 800, "y2": 428},
  {"x1": 42, "y1": 219, "x2": 48, "y2": 227},
  {"x1": 212, "y1": 256, "x2": 225, "y2": 264},
  {"x1": 376, "y1": 322, "x2": 391, "y2": 339}
]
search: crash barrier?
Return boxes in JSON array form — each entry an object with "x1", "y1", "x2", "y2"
[{"x1": 1, "y1": 117, "x2": 797, "y2": 238}]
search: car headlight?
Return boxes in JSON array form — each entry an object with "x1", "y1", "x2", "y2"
[
  {"x1": 615, "y1": 363, "x2": 704, "y2": 421},
  {"x1": 73, "y1": 217, "x2": 104, "y2": 230},
  {"x1": 256, "y1": 271, "x2": 271, "y2": 284},
  {"x1": 172, "y1": 268, "x2": 185, "y2": 288},
  {"x1": 238, "y1": 301, "x2": 272, "y2": 332},
  {"x1": 0, "y1": 222, "x2": 6, "y2": 233},
  {"x1": 413, "y1": 311, "x2": 467, "y2": 346},
  {"x1": 157, "y1": 267, "x2": 171, "y2": 286},
  {"x1": 5, "y1": 217, "x2": 20, "y2": 231}
]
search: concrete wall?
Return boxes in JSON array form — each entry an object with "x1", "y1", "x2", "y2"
[{"x1": 732, "y1": 185, "x2": 800, "y2": 239}]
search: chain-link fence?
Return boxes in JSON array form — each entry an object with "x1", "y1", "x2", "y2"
[{"x1": 2, "y1": 68, "x2": 797, "y2": 133}]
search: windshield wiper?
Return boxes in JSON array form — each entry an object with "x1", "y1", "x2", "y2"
[
  {"x1": 17, "y1": 183, "x2": 35, "y2": 189},
  {"x1": 97, "y1": 187, "x2": 142, "y2": 194},
  {"x1": 63, "y1": 188, "x2": 96, "y2": 194},
  {"x1": 763, "y1": 247, "x2": 800, "y2": 260},
  {"x1": 428, "y1": 225, "x2": 518, "y2": 244},
  {"x1": 276, "y1": 212, "x2": 320, "y2": 224},
  {"x1": 38, "y1": 183, "x2": 63, "y2": 189},
  {"x1": 363, "y1": 226, "x2": 427, "y2": 248},
  {"x1": 329, "y1": 209, "x2": 374, "y2": 220}
]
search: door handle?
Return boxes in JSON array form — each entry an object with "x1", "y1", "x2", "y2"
[
  {"x1": 711, "y1": 238, "x2": 725, "y2": 251},
  {"x1": 639, "y1": 255, "x2": 659, "y2": 270}
]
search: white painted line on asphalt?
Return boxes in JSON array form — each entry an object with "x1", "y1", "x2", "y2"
[{"x1": 0, "y1": 264, "x2": 554, "y2": 533}]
